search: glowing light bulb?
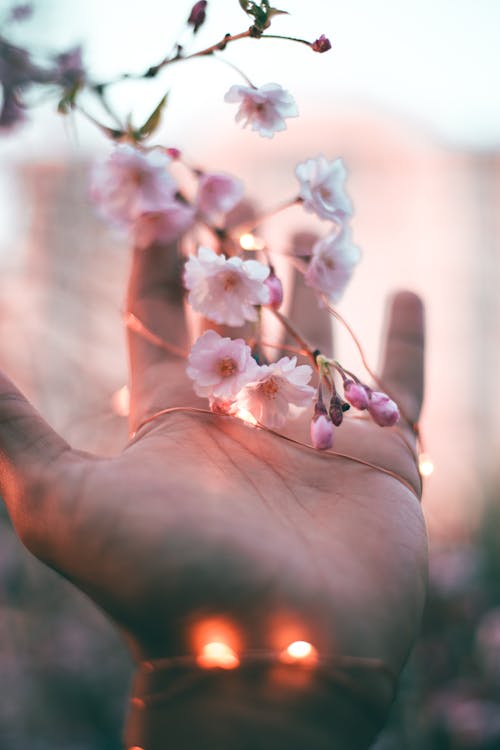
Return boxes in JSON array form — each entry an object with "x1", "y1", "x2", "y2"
[
  {"x1": 280, "y1": 640, "x2": 318, "y2": 665},
  {"x1": 111, "y1": 385, "x2": 130, "y2": 417},
  {"x1": 239, "y1": 233, "x2": 265, "y2": 251},
  {"x1": 418, "y1": 453, "x2": 434, "y2": 477},
  {"x1": 197, "y1": 641, "x2": 240, "y2": 669}
]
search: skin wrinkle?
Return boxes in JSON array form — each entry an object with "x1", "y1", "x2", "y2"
[
  {"x1": 207, "y1": 425, "x2": 344, "y2": 593},
  {"x1": 209, "y1": 428, "x2": 276, "y2": 516},
  {"x1": 188, "y1": 421, "x2": 333, "y2": 594}
]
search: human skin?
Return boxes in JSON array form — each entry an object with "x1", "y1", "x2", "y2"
[{"x1": 0, "y1": 240, "x2": 427, "y2": 749}]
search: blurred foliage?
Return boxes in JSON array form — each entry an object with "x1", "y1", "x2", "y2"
[
  {"x1": 0, "y1": 503, "x2": 131, "y2": 750},
  {"x1": 376, "y1": 500, "x2": 500, "y2": 750}
]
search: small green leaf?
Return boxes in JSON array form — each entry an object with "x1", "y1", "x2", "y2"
[
  {"x1": 137, "y1": 93, "x2": 169, "y2": 140},
  {"x1": 268, "y1": 7, "x2": 289, "y2": 19},
  {"x1": 238, "y1": 0, "x2": 250, "y2": 10}
]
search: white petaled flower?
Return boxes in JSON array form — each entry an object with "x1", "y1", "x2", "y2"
[
  {"x1": 183, "y1": 246, "x2": 270, "y2": 326},
  {"x1": 235, "y1": 356, "x2": 315, "y2": 429},
  {"x1": 133, "y1": 202, "x2": 196, "y2": 250},
  {"x1": 89, "y1": 144, "x2": 175, "y2": 226},
  {"x1": 187, "y1": 330, "x2": 259, "y2": 400},
  {"x1": 305, "y1": 227, "x2": 360, "y2": 303},
  {"x1": 196, "y1": 172, "x2": 244, "y2": 219},
  {"x1": 295, "y1": 155, "x2": 353, "y2": 221},
  {"x1": 224, "y1": 83, "x2": 298, "y2": 139}
]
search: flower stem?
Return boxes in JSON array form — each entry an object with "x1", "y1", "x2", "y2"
[
  {"x1": 270, "y1": 308, "x2": 317, "y2": 367},
  {"x1": 231, "y1": 196, "x2": 302, "y2": 238},
  {"x1": 260, "y1": 33, "x2": 312, "y2": 47}
]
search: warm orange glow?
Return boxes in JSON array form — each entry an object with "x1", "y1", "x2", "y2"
[
  {"x1": 197, "y1": 641, "x2": 240, "y2": 669},
  {"x1": 111, "y1": 384, "x2": 130, "y2": 417},
  {"x1": 191, "y1": 617, "x2": 241, "y2": 666},
  {"x1": 419, "y1": 453, "x2": 435, "y2": 477},
  {"x1": 239, "y1": 232, "x2": 265, "y2": 251},
  {"x1": 235, "y1": 407, "x2": 258, "y2": 425},
  {"x1": 280, "y1": 640, "x2": 318, "y2": 665}
]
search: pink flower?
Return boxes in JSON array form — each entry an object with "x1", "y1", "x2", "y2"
[
  {"x1": 295, "y1": 155, "x2": 352, "y2": 221},
  {"x1": 196, "y1": 172, "x2": 244, "y2": 219},
  {"x1": 367, "y1": 391, "x2": 400, "y2": 426},
  {"x1": 344, "y1": 380, "x2": 369, "y2": 410},
  {"x1": 224, "y1": 82, "x2": 298, "y2": 139},
  {"x1": 90, "y1": 145, "x2": 175, "y2": 227},
  {"x1": 235, "y1": 356, "x2": 315, "y2": 429},
  {"x1": 310, "y1": 414, "x2": 334, "y2": 450},
  {"x1": 305, "y1": 227, "x2": 360, "y2": 303},
  {"x1": 187, "y1": 330, "x2": 258, "y2": 400},
  {"x1": 133, "y1": 202, "x2": 196, "y2": 249},
  {"x1": 184, "y1": 246, "x2": 270, "y2": 326},
  {"x1": 264, "y1": 272, "x2": 284, "y2": 309}
]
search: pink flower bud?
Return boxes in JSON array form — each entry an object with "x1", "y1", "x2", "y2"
[
  {"x1": 10, "y1": 4, "x2": 33, "y2": 22},
  {"x1": 166, "y1": 147, "x2": 181, "y2": 160},
  {"x1": 329, "y1": 395, "x2": 344, "y2": 426},
  {"x1": 311, "y1": 414, "x2": 334, "y2": 450},
  {"x1": 265, "y1": 273, "x2": 283, "y2": 309},
  {"x1": 344, "y1": 380, "x2": 369, "y2": 410},
  {"x1": 188, "y1": 1, "x2": 207, "y2": 33},
  {"x1": 311, "y1": 35, "x2": 332, "y2": 53},
  {"x1": 367, "y1": 391, "x2": 400, "y2": 427}
]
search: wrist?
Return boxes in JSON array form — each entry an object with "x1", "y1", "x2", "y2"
[{"x1": 124, "y1": 657, "x2": 395, "y2": 750}]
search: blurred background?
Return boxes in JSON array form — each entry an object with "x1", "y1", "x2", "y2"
[{"x1": 0, "y1": 0, "x2": 499, "y2": 747}]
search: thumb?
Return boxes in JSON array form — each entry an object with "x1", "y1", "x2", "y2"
[{"x1": 0, "y1": 370, "x2": 71, "y2": 549}]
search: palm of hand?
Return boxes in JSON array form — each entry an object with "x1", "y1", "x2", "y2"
[{"x1": 0, "y1": 243, "x2": 427, "y2": 737}]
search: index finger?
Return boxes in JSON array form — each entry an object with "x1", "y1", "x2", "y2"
[{"x1": 379, "y1": 291, "x2": 425, "y2": 425}]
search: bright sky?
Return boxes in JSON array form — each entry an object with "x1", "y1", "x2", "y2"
[{"x1": 1, "y1": 0, "x2": 499, "y2": 158}]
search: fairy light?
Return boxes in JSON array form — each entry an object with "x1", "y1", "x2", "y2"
[
  {"x1": 239, "y1": 232, "x2": 265, "y2": 251},
  {"x1": 111, "y1": 384, "x2": 130, "y2": 417},
  {"x1": 418, "y1": 452, "x2": 434, "y2": 477},
  {"x1": 280, "y1": 640, "x2": 318, "y2": 665},
  {"x1": 197, "y1": 642, "x2": 240, "y2": 669},
  {"x1": 235, "y1": 407, "x2": 258, "y2": 425}
]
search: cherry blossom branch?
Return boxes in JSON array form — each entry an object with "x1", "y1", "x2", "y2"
[
  {"x1": 260, "y1": 34, "x2": 315, "y2": 47},
  {"x1": 320, "y1": 295, "x2": 423, "y2": 446},
  {"x1": 269, "y1": 308, "x2": 318, "y2": 367},
  {"x1": 95, "y1": 30, "x2": 253, "y2": 90},
  {"x1": 230, "y1": 196, "x2": 303, "y2": 238}
]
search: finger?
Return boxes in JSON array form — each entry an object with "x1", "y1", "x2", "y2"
[
  {"x1": 286, "y1": 232, "x2": 333, "y2": 357},
  {"x1": 379, "y1": 291, "x2": 425, "y2": 424},
  {"x1": 126, "y1": 241, "x2": 192, "y2": 428},
  {"x1": 0, "y1": 371, "x2": 71, "y2": 545}
]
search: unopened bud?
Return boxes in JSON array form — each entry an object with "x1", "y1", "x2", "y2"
[
  {"x1": 166, "y1": 147, "x2": 181, "y2": 160},
  {"x1": 311, "y1": 414, "x2": 334, "y2": 450},
  {"x1": 367, "y1": 391, "x2": 399, "y2": 427},
  {"x1": 265, "y1": 273, "x2": 284, "y2": 309},
  {"x1": 188, "y1": 1, "x2": 207, "y2": 33},
  {"x1": 344, "y1": 380, "x2": 369, "y2": 410},
  {"x1": 311, "y1": 35, "x2": 332, "y2": 53},
  {"x1": 10, "y1": 4, "x2": 33, "y2": 22},
  {"x1": 329, "y1": 395, "x2": 344, "y2": 426}
]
